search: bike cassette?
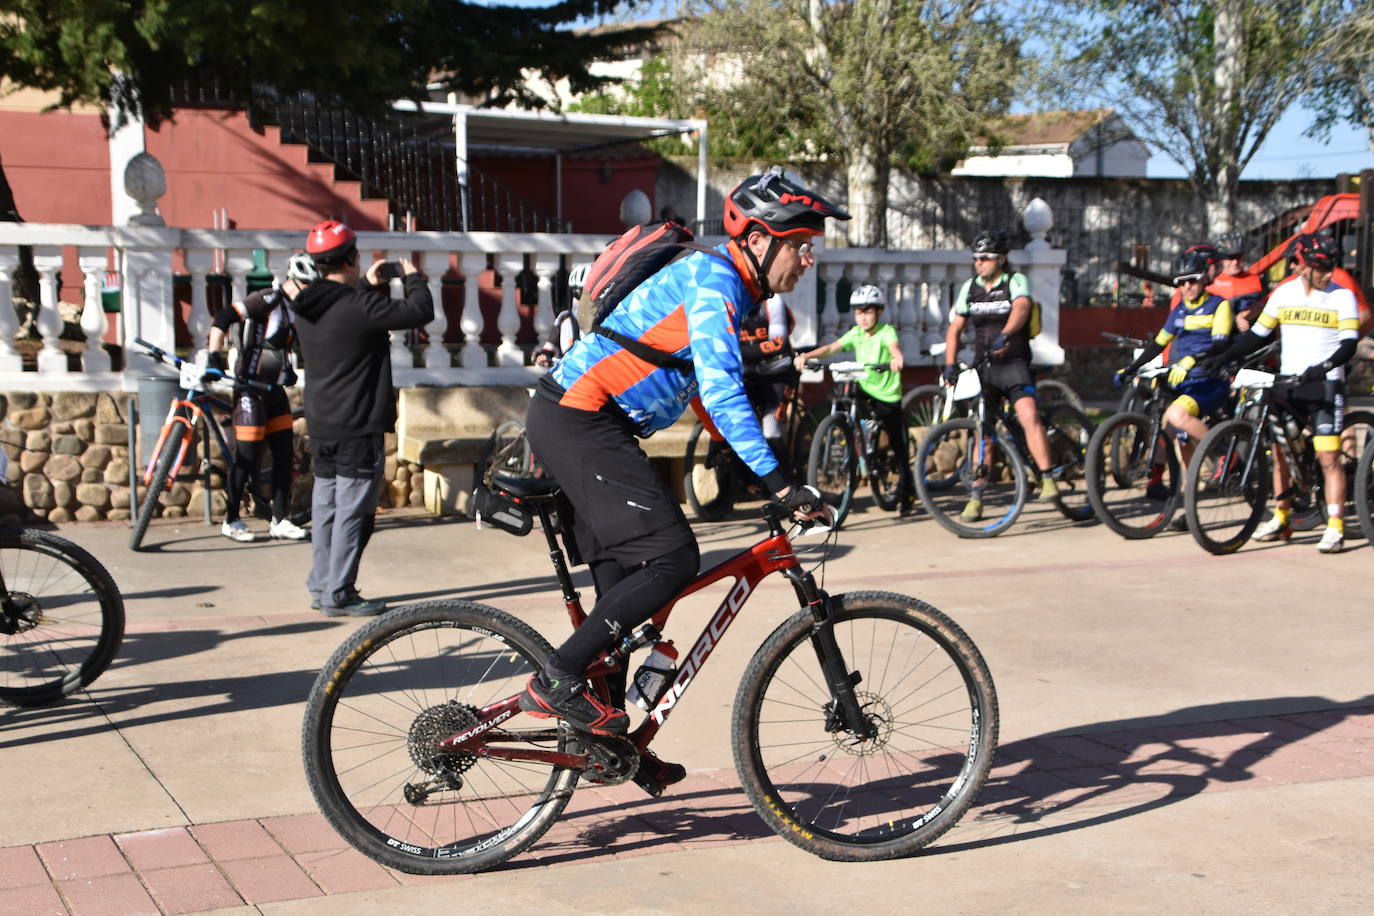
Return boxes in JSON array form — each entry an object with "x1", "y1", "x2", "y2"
[
  {"x1": 576, "y1": 734, "x2": 639, "y2": 786},
  {"x1": 402, "y1": 701, "x2": 480, "y2": 804}
]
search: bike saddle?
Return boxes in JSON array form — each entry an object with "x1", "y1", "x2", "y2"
[{"x1": 491, "y1": 473, "x2": 560, "y2": 501}]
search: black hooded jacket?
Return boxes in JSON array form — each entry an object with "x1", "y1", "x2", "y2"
[{"x1": 289, "y1": 273, "x2": 433, "y2": 439}]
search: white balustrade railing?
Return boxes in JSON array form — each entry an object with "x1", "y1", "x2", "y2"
[{"x1": 0, "y1": 215, "x2": 1065, "y2": 393}]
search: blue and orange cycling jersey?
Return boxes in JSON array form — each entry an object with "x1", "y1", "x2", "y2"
[
  {"x1": 1155, "y1": 293, "x2": 1233, "y2": 380},
  {"x1": 550, "y1": 241, "x2": 779, "y2": 482}
]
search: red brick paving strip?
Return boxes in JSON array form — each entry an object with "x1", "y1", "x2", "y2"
[{"x1": 0, "y1": 707, "x2": 1369, "y2": 914}]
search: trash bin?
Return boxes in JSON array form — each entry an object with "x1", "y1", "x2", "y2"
[{"x1": 137, "y1": 375, "x2": 183, "y2": 466}]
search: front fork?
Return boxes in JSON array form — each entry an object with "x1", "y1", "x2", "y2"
[{"x1": 784, "y1": 566, "x2": 875, "y2": 741}]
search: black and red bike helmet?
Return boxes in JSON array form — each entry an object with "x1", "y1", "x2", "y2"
[
  {"x1": 306, "y1": 219, "x2": 358, "y2": 266},
  {"x1": 723, "y1": 167, "x2": 849, "y2": 240},
  {"x1": 1293, "y1": 233, "x2": 1340, "y2": 271}
]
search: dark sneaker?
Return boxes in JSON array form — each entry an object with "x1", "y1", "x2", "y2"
[
  {"x1": 1145, "y1": 481, "x2": 1173, "y2": 501},
  {"x1": 320, "y1": 595, "x2": 387, "y2": 617},
  {"x1": 519, "y1": 670, "x2": 629, "y2": 736},
  {"x1": 898, "y1": 494, "x2": 917, "y2": 517},
  {"x1": 1167, "y1": 513, "x2": 1189, "y2": 532},
  {"x1": 632, "y1": 748, "x2": 687, "y2": 797}
]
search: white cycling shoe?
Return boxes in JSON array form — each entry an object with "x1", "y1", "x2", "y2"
[
  {"x1": 221, "y1": 519, "x2": 257, "y2": 543},
  {"x1": 269, "y1": 517, "x2": 310, "y2": 540},
  {"x1": 1316, "y1": 527, "x2": 1344, "y2": 554}
]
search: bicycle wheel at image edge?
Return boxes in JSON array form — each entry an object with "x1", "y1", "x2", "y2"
[
  {"x1": 129, "y1": 421, "x2": 187, "y2": 551},
  {"x1": 301, "y1": 600, "x2": 578, "y2": 875},
  {"x1": 1184, "y1": 418, "x2": 1268, "y2": 555},
  {"x1": 1084, "y1": 412, "x2": 1180, "y2": 539},
  {"x1": 807, "y1": 414, "x2": 857, "y2": 527},
  {"x1": 684, "y1": 422, "x2": 736, "y2": 521},
  {"x1": 731, "y1": 591, "x2": 998, "y2": 861},
  {"x1": 1043, "y1": 403, "x2": 1095, "y2": 522},
  {"x1": 915, "y1": 417, "x2": 1028, "y2": 537},
  {"x1": 1356, "y1": 442, "x2": 1374, "y2": 544},
  {"x1": 0, "y1": 528, "x2": 125, "y2": 707}
]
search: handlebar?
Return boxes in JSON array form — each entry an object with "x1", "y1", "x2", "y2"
[
  {"x1": 1101, "y1": 331, "x2": 1148, "y2": 349},
  {"x1": 132, "y1": 337, "x2": 274, "y2": 392}
]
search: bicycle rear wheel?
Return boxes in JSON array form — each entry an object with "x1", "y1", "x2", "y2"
[
  {"x1": 732, "y1": 591, "x2": 998, "y2": 861},
  {"x1": 684, "y1": 422, "x2": 737, "y2": 521},
  {"x1": 807, "y1": 414, "x2": 857, "y2": 527},
  {"x1": 1085, "y1": 412, "x2": 1180, "y2": 539},
  {"x1": 478, "y1": 419, "x2": 537, "y2": 483},
  {"x1": 1184, "y1": 419, "x2": 1269, "y2": 555},
  {"x1": 302, "y1": 600, "x2": 577, "y2": 875},
  {"x1": 1035, "y1": 378, "x2": 1086, "y2": 414},
  {"x1": 129, "y1": 419, "x2": 188, "y2": 551},
  {"x1": 1043, "y1": 403, "x2": 1094, "y2": 522},
  {"x1": 915, "y1": 417, "x2": 1027, "y2": 537},
  {"x1": 1356, "y1": 439, "x2": 1374, "y2": 544},
  {"x1": 0, "y1": 528, "x2": 125, "y2": 707}
]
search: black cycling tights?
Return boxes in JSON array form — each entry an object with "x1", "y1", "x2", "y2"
[
  {"x1": 547, "y1": 541, "x2": 701, "y2": 695},
  {"x1": 225, "y1": 430, "x2": 293, "y2": 522}
]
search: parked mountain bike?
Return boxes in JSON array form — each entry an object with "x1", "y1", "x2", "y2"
[
  {"x1": 913, "y1": 356, "x2": 1094, "y2": 537},
  {"x1": 129, "y1": 338, "x2": 291, "y2": 551},
  {"x1": 1084, "y1": 344, "x2": 1275, "y2": 539},
  {"x1": 805, "y1": 361, "x2": 911, "y2": 527},
  {"x1": 684, "y1": 374, "x2": 821, "y2": 522},
  {"x1": 1182, "y1": 370, "x2": 1374, "y2": 554},
  {"x1": 0, "y1": 527, "x2": 124, "y2": 706},
  {"x1": 302, "y1": 476, "x2": 998, "y2": 874}
]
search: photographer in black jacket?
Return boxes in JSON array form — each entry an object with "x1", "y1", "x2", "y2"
[{"x1": 290, "y1": 220, "x2": 434, "y2": 616}]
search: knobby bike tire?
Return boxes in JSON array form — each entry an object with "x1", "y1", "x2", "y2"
[
  {"x1": 905, "y1": 386, "x2": 959, "y2": 492},
  {"x1": 1042, "y1": 403, "x2": 1095, "y2": 522},
  {"x1": 1117, "y1": 382, "x2": 1151, "y2": 416},
  {"x1": 1084, "y1": 411, "x2": 1180, "y2": 539},
  {"x1": 1184, "y1": 418, "x2": 1269, "y2": 555},
  {"x1": 731, "y1": 590, "x2": 998, "y2": 862},
  {"x1": 783, "y1": 405, "x2": 822, "y2": 483},
  {"x1": 301, "y1": 600, "x2": 578, "y2": 875},
  {"x1": 1356, "y1": 440, "x2": 1374, "y2": 545},
  {"x1": 478, "y1": 419, "x2": 538, "y2": 484},
  {"x1": 0, "y1": 528, "x2": 125, "y2": 707},
  {"x1": 1036, "y1": 379, "x2": 1086, "y2": 414},
  {"x1": 129, "y1": 421, "x2": 187, "y2": 551},
  {"x1": 915, "y1": 417, "x2": 1028, "y2": 538},
  {"x1": 684, "y1": 421, "x2": 736, "y2": 521},
  {"x1": 807, "y1": 414, "x2": 857, "y2": 527}
]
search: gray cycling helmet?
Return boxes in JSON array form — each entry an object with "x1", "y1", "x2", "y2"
[
  {"x1": 567, "y1": 262, "x2": 589, "y2": 298},
  {"x1": 1213, "y1": 232, "x2": 1245, "y2": 259},
  {"x1": 287, "y1": 252, "x2": 319, "y2": 284}
]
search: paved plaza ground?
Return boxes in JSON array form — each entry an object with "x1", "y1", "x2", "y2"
[{"x1": 0, "y1": 498, "x2": 1370, "y2": 914}]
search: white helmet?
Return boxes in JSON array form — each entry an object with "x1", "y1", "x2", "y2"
[
  {"x1": 849, "y1": 283, "x2": 884, "y2": 308},
  {"x1": 287, "y1": 252, "x2": 319, "y2": 284},
  {"x1": 568, "y1": 262, "x2": 590, "y2": 297}
]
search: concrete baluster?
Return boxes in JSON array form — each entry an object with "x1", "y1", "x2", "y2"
[
  {"x1": 495, "y1": 252, "x2": 525, "y2": 366},
  {"x1": 185, "y1": 247, "x2": 215, "y2": 349},
  {"x1": 458, "y1": 251, "x2": 486, "y2": 368},
  {"x1": 533, "y1": 254, "x2": 558, "y2": 345},
  {"x1": 0, "y1": 248, "x2": 24, "y2": 371},
  {"x1": 33, "y1": 246, "x2": 67, "y2": 374},
  {"x1": 896, "y1": 264, "x2": 922, "y2": 361},
  {"x1": 420, "y1": 251, "x2": 449, "y2": 368},
  {"x1": 78, "y1": 248, "x2": 112, "y2": 371},
  {"x1": 385, "y1": 250, "x2": 413, "y2": 370}
]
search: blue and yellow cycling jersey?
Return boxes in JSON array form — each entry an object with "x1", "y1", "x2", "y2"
[
  {"x1": 550, "y1": 241, "x2": 779, "y2": 482},
  {"x1": 1155, "y1": 293, "x2": 1233, "y2": 379}
]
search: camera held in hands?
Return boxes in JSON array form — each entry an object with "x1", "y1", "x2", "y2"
[{"x1": 376, "y1": 261, "x2": 403, "y2": 283}]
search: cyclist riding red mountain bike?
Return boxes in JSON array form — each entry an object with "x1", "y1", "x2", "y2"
[{"x1": 519, "y1": 167, "x2": 849, "y2": 784}]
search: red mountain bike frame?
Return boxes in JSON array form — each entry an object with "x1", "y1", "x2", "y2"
[{"x1": 438, "y1": 493, "x2": 823, "y2": 767}]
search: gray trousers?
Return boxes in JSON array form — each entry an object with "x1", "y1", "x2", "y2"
[{"x1": 306, "y1": 435, "x2": 385, "y2": 607}]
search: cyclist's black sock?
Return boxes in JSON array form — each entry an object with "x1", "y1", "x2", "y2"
[
  {"x1": 226, "y1": 441, "x2": 265, "y2": 523},
  {"x1": 267, "y1": 430, "x2": 292, "y2": 520},
  {"x1": 548, "y1": 541, "x2": 700, "y2": 681}
]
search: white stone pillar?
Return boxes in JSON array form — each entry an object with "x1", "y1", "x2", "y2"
[
  {"x1": 896, "y1": 264, "x2": 922, "y2": 361},
  {"x1": 458, "y1": 251, "x2": 486, "y2": 368},
  {"x1": 1022, "y1": 198, "x2": 1067, "y2": 367},
  {"x1": 118, "y1": 225, "x2": 179, "y2": 376},
  {"x1": 420, "y1": 251, "x2": 450, "y2": 369},
  {"x1": 495, "y1": 252, "x2": 524, "y2": 366},
  {"x1": 78, "y1": 248, "x2": 112, "y2": 371},
  {"x1": 533, "y1": 254, "x2": 558, "y2": 344},
  {"x1": 32, "y1": 246, "x2": 67, "y2": 375},
  {"x1": 0, "y1": 249, "x2": 27, "y2": 372}
]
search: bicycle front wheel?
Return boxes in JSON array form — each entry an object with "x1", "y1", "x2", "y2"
[
  {"x1": 301, "y1": 600, "x2": 578, "y2": 875},
  {"x1": 1084, "y1": 412, "x2": 1180, "y2": 539},
  {"x1": 0, "y1": 528, "x2": 125, "y2": 707},
  {"x1": 915, "y1": 417, "x2": 1027, "y2": 537},
  {"x1": 684, "y1": 422, "x2": 736, "y2": 521},
  {"x1": 1043, "y1": 403, "x2": 1094, "y2": 522},
  {"x1": 1184, "y1": 419, "x2": 1269, "y2": 555},
  {"x1": 732, "y1": 591, "x2": 998, "y2": 862},
  {"x1": 807, "y1": 414, "x2": 857, "y2": 527},
  {"x1": 129, "y1": 420, "x2": 187, "y2": 551},
  {"x1": 1356, "y1": 438, "x2": 1374, "y2": 544}
]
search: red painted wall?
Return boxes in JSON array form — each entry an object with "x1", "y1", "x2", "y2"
[
  {"x1": 1059, "y1": 305, "x2": 1166, "y2": 347},
  {"x1": 471, "y1": 153, "x2": 660, "y2": 234},
  {"x1": 1, "y1": 110, "x2": 112, "y2": 224}
]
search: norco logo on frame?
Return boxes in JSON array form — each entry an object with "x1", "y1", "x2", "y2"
[{"x1": 649, "y1": 577, "x2": 752, "y2": 724}]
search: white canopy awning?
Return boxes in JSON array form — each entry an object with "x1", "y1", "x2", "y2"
[{"x1": 390, "y1": 101, "x2": 708, "y2": 230}]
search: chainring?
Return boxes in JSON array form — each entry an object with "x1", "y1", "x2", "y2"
[{"x1": 577, "y1": 734, "x2": 639, "y2": 786}]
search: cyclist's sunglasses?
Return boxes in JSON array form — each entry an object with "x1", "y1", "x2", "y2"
[
  {"x1": 783, "y1": 238, "x2": 814, "y2": 258},
  {"x1": 972, "y1": 253, "x2": 1000, "y2": 261}
]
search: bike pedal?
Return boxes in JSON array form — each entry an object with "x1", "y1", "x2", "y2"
[{"x1": 631, "y1": 771, "x2": 665, "y2": 798}]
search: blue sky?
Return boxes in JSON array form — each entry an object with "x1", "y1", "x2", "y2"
[{"x1": 1149, "y1": 105, "x2": 1373, "y2": 181}]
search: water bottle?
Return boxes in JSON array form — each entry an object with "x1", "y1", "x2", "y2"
[
  {"x1": 861, "y1": 418, "x2": 879, "y2": 451},
  {"x1": 626, "y1": 641, "x2": 679, "y2": 711}
]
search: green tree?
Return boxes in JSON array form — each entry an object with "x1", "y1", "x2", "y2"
[
  {"x1": 1035, "y1": 0, "x2": 1360, "y2": 235},
  {"x1": 0, "y1": 0, "x2": 658, "y2": 219},
  {"x1": 671, "y1": 0, "x2": 1021, "y2": 247},
  {"x1": 1303, "y1": 3, "x2": 1374, "y2": 145}
]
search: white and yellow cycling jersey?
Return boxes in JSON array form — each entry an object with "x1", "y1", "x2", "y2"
[{"x1": 1252, "y1": 277, "x2": 1360, "y2": 379}]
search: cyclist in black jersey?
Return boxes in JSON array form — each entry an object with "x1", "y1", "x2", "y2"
[{"x1": 204, "y1": 253, "x2": 312, "y2": 543}]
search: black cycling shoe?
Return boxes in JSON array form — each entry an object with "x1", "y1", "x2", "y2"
[
  {"x1": 632, "y1": 749, "x2": 687, "y2": 797},
  {"x1": 1145, "y1": 481, "x2": 1173, "y2": 502},
  {"x1": 519, "y1": 668, "x2": 629, "y2": 736}
]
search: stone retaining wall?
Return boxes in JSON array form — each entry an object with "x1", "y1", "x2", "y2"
[{"x1": 0, "y1": 391, "x2": 425, "y2": 527}]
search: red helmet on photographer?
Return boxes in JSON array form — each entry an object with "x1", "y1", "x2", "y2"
[{"x1": 306, "y1": 220, "x2": 358, "y2": 267}]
